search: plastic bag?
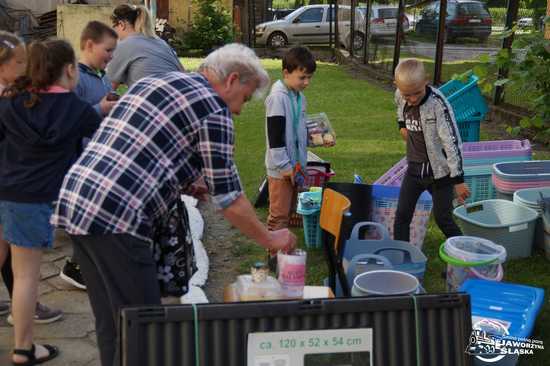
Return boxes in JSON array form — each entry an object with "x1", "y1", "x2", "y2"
[{"x1": 306, "y1": 112, "x2": 335, "y2": 147}]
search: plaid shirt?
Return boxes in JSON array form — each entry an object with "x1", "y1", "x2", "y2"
[{"x1": 51, "y1": 72, "x2": 242, "y2": 243}]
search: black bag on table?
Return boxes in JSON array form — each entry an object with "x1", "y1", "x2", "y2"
[{"x1": 153, "y1": 199, "x2": 196, "y2": 297}]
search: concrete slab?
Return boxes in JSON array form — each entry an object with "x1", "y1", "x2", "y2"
[
  {"x1": 40, "y1": 262, "x2": 60, "y2": 281},
  {"x1": 34, "y1": 313, "x2": 95, "y2": 339},
  {"x1": 42, "y1": 245, "x2": 72, "y2": 263},
  {"x1": 39, "y1": 291, "x2": 93, "y2": 314}
]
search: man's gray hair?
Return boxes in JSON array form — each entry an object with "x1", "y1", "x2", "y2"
[{"x1": 199, "y1": 43, "x2": 270, "y2": 97}]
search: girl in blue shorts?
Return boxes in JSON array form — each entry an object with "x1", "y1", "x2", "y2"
[{"x1": 0, "y1": 39, "x2": 101, "y2": 365}]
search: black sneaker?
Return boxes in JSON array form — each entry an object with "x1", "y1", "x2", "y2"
[{"x1": 59, "y1": 259, "x2": 86, "y2": 290}]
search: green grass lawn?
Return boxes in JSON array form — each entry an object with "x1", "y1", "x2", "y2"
[{"x1": 183, "y1": 57, "x2": 550, "y2": 364}]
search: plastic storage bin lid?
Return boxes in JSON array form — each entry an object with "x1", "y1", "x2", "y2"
[{"x1": 460, "y1": 279, "x2": 544, "y2": 339}]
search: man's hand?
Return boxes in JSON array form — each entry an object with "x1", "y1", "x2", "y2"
[
  {"x1": 99, "y1": 95, "x2": 117, "y2": 116},
  {"x1": 266, "y1": 229, "x2": 297, "y2": 253},
  {"x1": 455, "y1": 182, "x2": 470, "y2": 205},
  {"x1": 399, "y1": 128, "x2": 408, "y2": 142},
  {"x1": 184, "y1": 177, "x2": 209, "y2": 201},
  {"x1": 281, "y1": 169, "x2": 295, "y2": 186}
]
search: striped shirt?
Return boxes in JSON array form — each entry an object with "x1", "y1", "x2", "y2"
[{"x1": 51, "y1": 72, "x2": 242, "y2": 243}]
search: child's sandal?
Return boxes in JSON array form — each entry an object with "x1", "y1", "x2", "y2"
[{"x1": 12, "y1": 344, "x2": 59, "y2": 366}]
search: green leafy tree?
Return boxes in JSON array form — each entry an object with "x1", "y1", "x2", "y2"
[
  {"x1": 468, "y1": 23, "x2": 550, "y2": 143},
  {"x1": 185, "y1": 0, "x2": 234, "y2": 52}
]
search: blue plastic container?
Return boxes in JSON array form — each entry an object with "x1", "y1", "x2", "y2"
[
  {"x1": 453, "y1": 200, "x2": 539, "y2": 259},
  {"x1": 464, "y1": 165, "x2": 496, "y2": 204},
  {"x1": 493, "y1": 160, "x2": 550, "y2": 182},
  {"x1": 439, "y1": 73, "x2": 489, "y2": 122},
  {"x1": 457, "y1": 116, "x2": 482, "y2": 142},
  {"x1": 342, "y1": 222, "x2": 428, "y2": 282},
  {"x1": 297, "y1": 191, "x2": 322, "y2": 248},
  {"x1": 460, "y1": 279, "x2": 545, "y2": 366}
]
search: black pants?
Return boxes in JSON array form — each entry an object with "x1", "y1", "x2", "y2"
[
  {"x1": 394, "y1": 169, "x2": 462, "y2": 242},
  {"x1": 1, "y1": 249, "x2": 13, "y2": 297},
  {"x1": 70, "y1": 234, "x2": 161, "y2": 366}
]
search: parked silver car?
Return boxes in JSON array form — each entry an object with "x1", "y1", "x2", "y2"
[
  {"x1": 255, "y1": 5, "x2": 365, "y2": 50},
  {"x1": 255, "y1": 4, "x2": 412, "y2": 50}
]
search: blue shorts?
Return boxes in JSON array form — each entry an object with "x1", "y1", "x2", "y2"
[{"x1": 0, "y1": 201, "x2": 54, "y2": 249}]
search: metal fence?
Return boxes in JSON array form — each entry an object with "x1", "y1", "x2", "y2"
[{"x1": 249, "y1": 0, "x2": 546, "y2": 112}]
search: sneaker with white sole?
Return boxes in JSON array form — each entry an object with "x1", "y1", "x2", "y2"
[
  {"x1": 7, "y1": 302, "x2": 63, "y2": 325},
  {"x1": 59, "y1": 259, "x2": 86, "y2": 290}
]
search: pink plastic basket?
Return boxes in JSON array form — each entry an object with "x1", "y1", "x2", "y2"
[
  {"x1": 492, "y1": 175, "x2": 550, "y2": 194},
  {"x1": 371, "y1": 185, "x2": 432, "y2": 249},
  {"x1": 373, "y1": 158, "x2": 408, "y2": 186}
]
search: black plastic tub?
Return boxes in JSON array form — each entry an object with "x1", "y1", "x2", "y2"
[{"x1": 120, "y1": 293, "x2": 472, "y2": 366}]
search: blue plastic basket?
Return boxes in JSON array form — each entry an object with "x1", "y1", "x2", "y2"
[
  {"x1": 301, "y1": 212, "x2": 321, "y2": 248},
  {"x1": 464, "y1": 165, "x2": 496, "y2": 204},
  {"x1": 297, "y1": 191, "x2": 323, "y2": 248},
  {"x1": 439, "y1": 74, "x2": 489, "y2": 122},
  {"x1": 457, "y1": 116, "x2": 482, "y2": 142}
]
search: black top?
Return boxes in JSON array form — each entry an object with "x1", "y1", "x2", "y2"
[
  {"x1": 0, "y1": 91, "x2": 101, "y2": 203},
  {"x1": 404, "y1": 86, "x2": 431, "y2": 163}
]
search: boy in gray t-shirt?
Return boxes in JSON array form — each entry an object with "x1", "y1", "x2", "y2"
[{"x1": 107, "y1": 33, "x2": 183, "y2": 88}]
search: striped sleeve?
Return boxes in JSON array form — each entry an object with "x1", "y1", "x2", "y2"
[{"x1": 433, "y1": 94, "x2": 464, "y2": 183}]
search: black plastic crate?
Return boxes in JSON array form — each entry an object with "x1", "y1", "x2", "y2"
[{"x1": 120, "y1": 293, "x2": 472, "y2": 366}]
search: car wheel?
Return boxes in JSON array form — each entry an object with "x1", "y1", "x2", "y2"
[
  {"x1": 346, "y1": 32, "x2": 365, "y2": 51},
  {"x1": 267, "y1": 32, "x2": 288, "y2": 48}
]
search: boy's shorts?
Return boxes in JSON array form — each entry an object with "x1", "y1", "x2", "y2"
[{"x1": 0, "y1": 200, "x2": 54, "y2": 249}]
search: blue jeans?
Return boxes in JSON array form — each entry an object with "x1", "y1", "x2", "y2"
[{"x1": 0, "y1": 201, "x2": 54, "y2": 248}]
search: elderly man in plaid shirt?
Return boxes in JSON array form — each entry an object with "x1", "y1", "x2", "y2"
[{"x1": 51, "y1": 43, "x2": 297, "y2": 366}]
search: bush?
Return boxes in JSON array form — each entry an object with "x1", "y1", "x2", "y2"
[{"x1": 184, "y1": 0, "x2": 234, "y2": 52}]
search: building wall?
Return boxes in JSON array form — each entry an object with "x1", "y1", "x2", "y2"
[
  {"x1": 168, "y1": 0, "x2": 233, "y2": 30},
  {"x1": 57, "y1": 4, "x2": 114, "y2": 56}
]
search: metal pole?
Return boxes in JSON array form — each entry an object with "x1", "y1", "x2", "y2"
[
  {"x1": 363, "y1": 0, "x2": 372, "y2": 64},
  {"x1": 433, "y1": 0, "x2": 447, "y2": 85},
  {"x1": 350, "y1": 0, "x2": 356, "y2": 57},
  {"x1": 329, "y1": 0, "x2": 334, "y2": 49},
  {"x1": 246, "y1": 0, "x2": 252, "y2": 47},
  {"x1": 392, "y1": 0, "x2": 405, "y2": 75},
  {"x1": 494, "y1": 0, "x2": 520, "y2": 104},
  {"x1": 252, "y1": 0, "x2": 257, "y2": 48},
  {"x1": 334, "y1": 0, "x2": 339, "y2": 50}
]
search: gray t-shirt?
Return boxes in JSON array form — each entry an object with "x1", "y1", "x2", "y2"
[{"x1": 107, "y1": 34, "x2": 183, "y2": 87}]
